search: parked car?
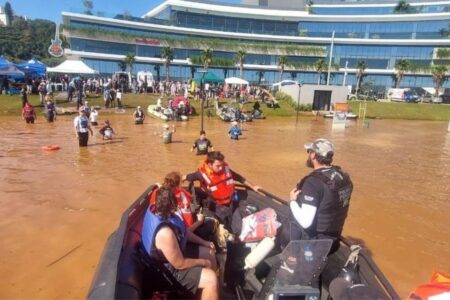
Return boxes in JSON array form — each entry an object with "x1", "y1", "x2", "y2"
[{"x1": 387, "y1": 88, "x2": 419, "y2": 103}]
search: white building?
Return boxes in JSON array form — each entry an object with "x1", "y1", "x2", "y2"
[{"x1": 0, "y1": 5, "x2": 8, "y2": 26}]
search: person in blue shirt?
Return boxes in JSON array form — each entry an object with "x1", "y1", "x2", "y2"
[{"x1": 228, "y1": 121, "x2": 242, "y2": 140}]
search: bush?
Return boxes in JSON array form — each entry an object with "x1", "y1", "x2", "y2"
[{"x1": 275, "y1": 91, "x2": 312, "y2": 111}]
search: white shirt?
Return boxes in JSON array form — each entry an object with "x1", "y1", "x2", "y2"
[
  {"x1": 290, "y1": 201, "x2": 317, "y2": 229},
  {"x1": 90, "y1": 110, "x2": 98, "y2": 122}
]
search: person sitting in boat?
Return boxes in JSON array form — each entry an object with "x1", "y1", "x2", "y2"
[
  {"x1": 133, "y1": 106, "x2": 145, "y2": 124},
  {"x1": 228, "y1": 121, "x2": 242, "y2": 140},
  {"x1": 156, "y1": 97, "x2": 162, "y2": 112},
  {"x1": 149, "y1": 172, "x2": 217, "y2": 240},
  {"x1": 283, "y1": 139, "x2": 353, "y2": 255},
  {"x1": 183, "y1": 151, "x2": 261, "y2": 230},
  {"x1": 141, "y1": 187, "x2": 219, "y2": 300},
  {"x1": 99, "y1": 120, "x2": 115, "y2": 140},
  {"x1": 191, "y1": 130, "x2": 214, "y2": 155}
]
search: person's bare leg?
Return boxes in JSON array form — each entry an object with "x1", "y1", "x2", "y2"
[
  {"x1": 198, "y1": 268, "x2": 218, "y2": 300},
  {"x1": 198, "y1": 245, "x2": 217, "y2": 270}
]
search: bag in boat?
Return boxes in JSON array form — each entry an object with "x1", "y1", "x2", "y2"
[{"x1": 239, "y1": 208, "x2": 281, "y2": 243}]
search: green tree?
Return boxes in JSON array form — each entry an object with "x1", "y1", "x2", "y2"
[
  {"x1": 394, "y1": 59, "x2": 411, "y2": 88},
  {"x1": 235, "y1": 50, "x2": 246, "y2": 79},
  {"x1": 83, "y1": 0, "x2": 94, "y2": 15},
  {"x1": 161, "y1": 46, "x2": 173, "y2": 82},
  {"x1": 315, "y1": 58, "x2": 326, "y2": 85},
  {"x1": 124, "y1": 52, "x2": 135, "y2": 73},
  {"x1": 201, "y1": 48, "x2": 213, "y2": 72},
  {"x1": 394, "y1": 0, "x2": 417, "y2": 14},
  {"x1": 355, "y1": 60, "x2": 368, "y2": 97},
  {"x1": 278, "y1": 55, "x2": 288, "y2": 81},
  {"x1": 431, "y1": 65, "x2": 448, "y2": 97},
  {"x1": 4, "y1": 1, "x2": 13, "y2": 26}
]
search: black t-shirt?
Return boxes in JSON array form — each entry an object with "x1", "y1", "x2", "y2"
[{"x1": 192, "y1": 138, "x2": 212, "y2": 155}]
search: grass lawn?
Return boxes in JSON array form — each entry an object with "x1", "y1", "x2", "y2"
[
  {"x1": 0, "y1": 92, "x2": 299, "y2": 117},
  {"x1": 348, "y1": 101, "x2": 450, "y2": 121},
  {"x1": 1, "y1": 93, "x2": 449, "y2": 121}
]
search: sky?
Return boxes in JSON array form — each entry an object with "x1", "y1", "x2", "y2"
[{"x1": 3, "y1": 0, "x2": 240, "y2": 23}]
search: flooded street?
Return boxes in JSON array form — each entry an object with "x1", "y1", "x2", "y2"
[{"x1": 0, "y1": 113, "x2": 449, "y2": 299}]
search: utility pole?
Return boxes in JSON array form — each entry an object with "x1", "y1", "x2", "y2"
[{"x1": 327, "y1": 31, "x2": 335, "y2": 86}]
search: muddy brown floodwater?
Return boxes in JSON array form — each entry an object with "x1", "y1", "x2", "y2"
[{"x1": 0, "y1": 113, "x2": 449, "y2": 299}]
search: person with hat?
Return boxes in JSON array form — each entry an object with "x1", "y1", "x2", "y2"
[
  {"x1": 283, "y1": 138, "x2": 353, "y2": 255},
  {"x1": 133, "y1": 106, "x2": 145, "y2": 124},
  {"x1": 228, "y1": 121, "x2": 242, "y2": 140},
  {"x1": 162, "y1": 124, "x2": 176, "y2": 144},
  {"x1": 80, "y1": 101, "x2": 91, "y2": 118},
  {"x1": 73, "y1": 109, "x2": 93, "y2": 147},
  {"x1": 99, "y1": 120, "x2": 115, "y2": 140}
]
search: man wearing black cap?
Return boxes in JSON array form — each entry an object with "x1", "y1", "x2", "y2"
[{"x1": 284, "y1": 138, "x2": 353, "y2": 254}]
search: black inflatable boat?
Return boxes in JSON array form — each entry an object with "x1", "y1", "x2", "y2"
[{"x1": 88, "y1": 184, "x2": 399, "y2": 300}]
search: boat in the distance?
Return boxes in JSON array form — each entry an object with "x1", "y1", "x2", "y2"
[
  {"x1": 88, "y1": 184, "x2": 399, "y2": 300},
  {"x1": 147, "y1": 105, "x2": 188, "y2": 121}
]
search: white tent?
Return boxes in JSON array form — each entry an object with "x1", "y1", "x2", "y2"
[
  {"x1": 47, "y1": 60, "x2": 98, "y2": 74},
  {"x1": 225, "y1": 77, "x2": 249, "y2": 85}
]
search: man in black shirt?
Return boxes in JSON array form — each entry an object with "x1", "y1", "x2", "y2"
[
  {"x1": 283, "y1": 138, "x2": 353, "y2": 254},
  {"x1": 191, "y1": 131, "x2": 214, "y2": 155}
]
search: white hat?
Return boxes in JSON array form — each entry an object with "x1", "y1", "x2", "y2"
[
  {"x1": 163, "y1": 124, "x2": 170, "y2": 129},
  {"x1": 232, "y1": 121, "x2": 238, "y2": 125},
  {"x1": 137, "y1": 106, "x2": 141, "y2": 109}
]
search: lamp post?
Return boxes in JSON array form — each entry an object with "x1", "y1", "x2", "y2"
[{"x1": 197, "y1": 70, "x2": 207, "y2": 132}]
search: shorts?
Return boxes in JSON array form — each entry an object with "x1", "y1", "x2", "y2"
[
  {"x1": 166, "y1": 243, "x2": 202, "y2": 294},
  {"x1": 25, "y1": 117, "x2": 34, "y2": 124}
]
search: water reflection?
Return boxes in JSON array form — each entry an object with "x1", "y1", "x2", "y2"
[{"x1": 0, "y1": 115, "x2": 448, "y2": 298}]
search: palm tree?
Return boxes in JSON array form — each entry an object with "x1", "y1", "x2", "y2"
[
  {"x1": 355, "y1": 60, "x2": 367, "y2": 97},
  {"x1": 431, "y1": 65, "x2": 448, "y2": 97},
  {"x1": 235, "y1": 50, "x2": 246, "y2": 79},
  {"x1": 161, "y1": 46, "x2": 173, "y2": 82},
  {"x1": 154, "y1": 64, "x2": 161, "y2": 81},
  {"x1": 393, "y1": 0, "x2": 417, "y2": 14},
  {"x1": 201, "y1": 48, "x2": 213, "y2": 72},
  {"x1": 315, "y1": 59, "x2": 326, "y2": 85},
  {"x1": 394, "y1": 59, "x2": 410, "y2": 88},
  {"x1": 124, "y1": 53, "x2": 135, "y2": 73},
  {"x1": 278, "y1": 56, "x2": 288, "y2": 81}
]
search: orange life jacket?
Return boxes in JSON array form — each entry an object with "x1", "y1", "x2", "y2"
[
  {"x1": 148, "y1": 187, "x2": 194, "y2": 227},
  {"x1": 408, "y1": 271, "x2": 450, "y2": 300},
  {"x1": 199, "y1": 160, "x2": 235, "y2": 206}
]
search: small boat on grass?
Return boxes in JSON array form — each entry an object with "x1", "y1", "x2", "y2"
[
  {"x1": 88, "y1": 184, "x2": 399, "y2": 300},
  {"x1": 323, "y1": 111, "x2": 358, "y2": 120},
  {"x1": 147, "y1": 105, "x2": 188, "y2": 121},
  {"x1": 215, "y1": 101, "x2": 252, "y2": 122}
]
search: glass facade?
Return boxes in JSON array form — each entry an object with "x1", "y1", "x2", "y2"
[
  {"x1": 173, "y1": 11, "x2": 299, "y2": 36},
  {"x1": 312, "y1": 4, "x2": 450, "y2": 15},
  {"x1": 65, "y1": 2, "x2": 450, "y2": 91},
  {"x1": 299, "y1": 20, "x2": 450, "y2": 39}
]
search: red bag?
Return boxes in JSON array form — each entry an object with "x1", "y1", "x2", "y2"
[{"x1": 239, "y1": 208, "x2": 281, "y2": 243}]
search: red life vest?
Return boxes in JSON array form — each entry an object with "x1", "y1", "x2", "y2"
[
  {"x1": 148, "y1": 187, "x2": 194, "y2": 228},
  {"x1": 408, "y1": 271, "x2": 450, "y2": 300},
  {"x1": 199, "y1": 160, "x2": 235, "y2": 206}
]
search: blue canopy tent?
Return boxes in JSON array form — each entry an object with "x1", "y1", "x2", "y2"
[
  {"x1": 16, "y1": 58, "x2": 46, "y2": 78},
  {"x1": 0, "y1": 56, "x2": 24, "y2": 76}
]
